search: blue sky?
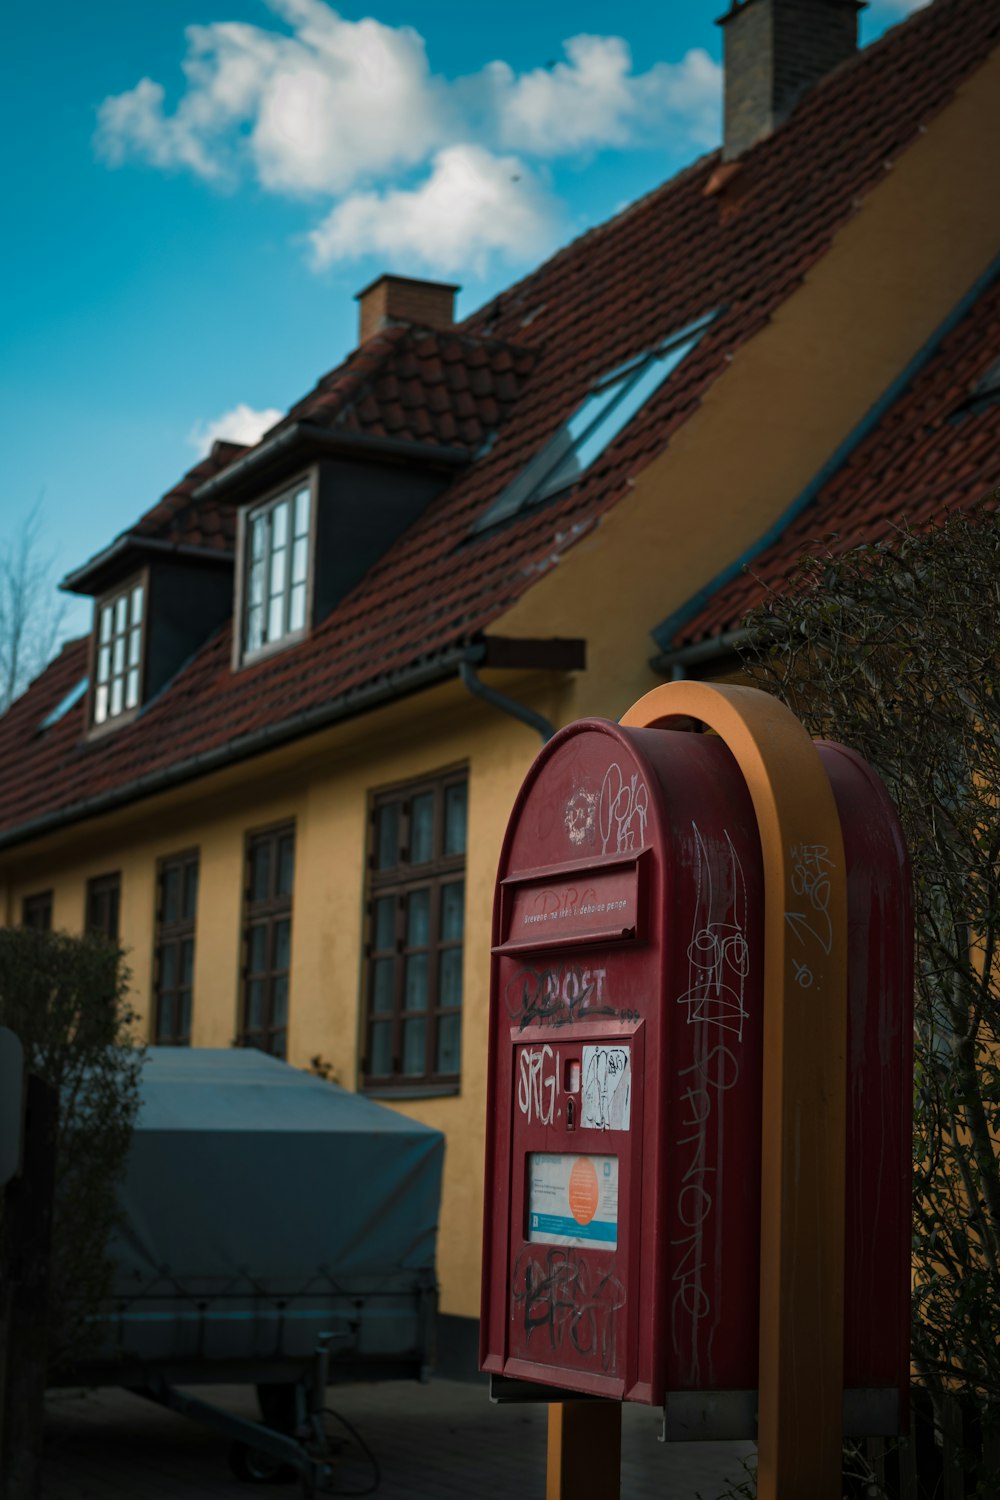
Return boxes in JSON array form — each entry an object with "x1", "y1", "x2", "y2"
[{"x1": 2, "y1": 0, "x2": 922, "y2": 642}]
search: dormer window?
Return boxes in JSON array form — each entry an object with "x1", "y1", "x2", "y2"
[
  {"x1": 242, "y1": 480, "x2": 312, "y2": 660},
  {"x1": 93, "y1": 576, "x2": 145, "y2": 727}
]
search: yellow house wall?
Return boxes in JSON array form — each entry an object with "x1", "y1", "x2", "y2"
[{"x1": 3, "y1": 45, "x2": 998, "y2": 1326}]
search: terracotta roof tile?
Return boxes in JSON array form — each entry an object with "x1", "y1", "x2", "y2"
[
  {"x1": 2, "y1": 0, "x2": 998, "y2": 842},
  {"x1": 675, "y1": 269, "x2": 1000, "y2": 647}
]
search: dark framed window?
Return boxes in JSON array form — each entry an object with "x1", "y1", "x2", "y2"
[
  {"x1": 92, "y1": 574, "x2": 146, "y2": 727},
  {"x1": 241, "y1": 480, "x2": 312, "y2": 660},
  {"x1": 363, "y1": 770, "x2": 467, "y2": 1090},
  {"x1": 86, "y1": 873, "x2": 121, "y2": 941},
  {"x1": 22, "y1": 891, "x2": 53, "y2": 932},
  {"x1": 153, "y1": 851, "x2": 199, "y2": 1045},
  {"x1": 240, "y1": 824, "x2": 295, "y2": 1058}
]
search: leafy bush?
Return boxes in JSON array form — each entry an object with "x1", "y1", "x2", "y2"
[
  {"x1": 0, "y1": 927, "x2": 144, "y2": 1373},
  {"x1": 741, "y1": 504, "x2": 1000, "y2": 1471}
]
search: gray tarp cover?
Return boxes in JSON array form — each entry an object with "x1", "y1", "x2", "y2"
[{"x1": 111, "y1": 1048, "x2": 444, "y2": 1298}]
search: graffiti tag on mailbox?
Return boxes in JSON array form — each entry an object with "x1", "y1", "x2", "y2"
[
  {"x1": 504, "y1": 963, "x2": 616, "y2": 1031},
  {"x1": 512, "y1": 1244, "x2": 626, "y2": 1372}
]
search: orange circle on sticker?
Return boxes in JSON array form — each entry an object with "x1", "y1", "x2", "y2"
[{"x1": 568, "y1": 1157, "x2": 600, "y2": 1226}]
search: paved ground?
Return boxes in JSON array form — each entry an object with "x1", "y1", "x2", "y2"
[{"x1": 43, "y1": 1379, "x2": 756, "y2": 1499}]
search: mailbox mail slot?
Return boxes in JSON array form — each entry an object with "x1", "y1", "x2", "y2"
[{"x1": 480, "y1": 719, "x2": 911, "y2": 1435}]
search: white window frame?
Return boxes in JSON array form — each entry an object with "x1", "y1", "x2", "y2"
[
  {"x1": 91, "y1": 573, "x2": 146, "y2": 730},
  {"x1": 236, "y1": 474, "x2": 315, "y2": 666}
]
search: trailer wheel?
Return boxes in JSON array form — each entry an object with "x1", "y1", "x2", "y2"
[{"x1": 228, "y1": 1440, "x2": 297, "y2": 1485}]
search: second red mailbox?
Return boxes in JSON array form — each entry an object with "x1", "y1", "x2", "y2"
[{"x1": 480, "y1": 716, "x2": 911, "y2": 1438}]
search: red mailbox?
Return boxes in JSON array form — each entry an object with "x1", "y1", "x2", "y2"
[{"x1": 480, "y1": 716, "x2": 911, "y2": 1439}]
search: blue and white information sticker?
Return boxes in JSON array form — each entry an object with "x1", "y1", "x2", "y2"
[{"x1": 527, "y1": 1152, "x2": 618, "y2": 1250}]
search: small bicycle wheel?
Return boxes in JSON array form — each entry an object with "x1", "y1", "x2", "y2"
[{"x1": 228, "y1": 1440, "x2": 298, "y2": 1485}]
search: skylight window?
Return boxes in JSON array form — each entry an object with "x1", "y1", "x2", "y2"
[
  {"x1": 39, "y1": 676, "x2": 88, "y2": 731},
  {"x1": 471, "y1": 310, "x2": 717, "y2": 536}
]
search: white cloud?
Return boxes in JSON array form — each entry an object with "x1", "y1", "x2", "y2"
[
  {"x1": 490, "y1": 38, "x2": 721, "y2": 156},
  {"x1": 96, "y1": 0, "x2": 444, "y2": 194},
  {"x1": 94, "y1": 1, "x2": 723, "y2": 278},
  {"x1": 308, "y1": 145, "x2": 561, "y2": 276},
  {"x1": 187, "y1": 403, "x2": 284, "y2": 457}
]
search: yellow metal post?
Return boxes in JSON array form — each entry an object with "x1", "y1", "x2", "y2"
[
  {"x1": 546, "y1": 1401, "x2": 622, "y2": 1500},
  {"x1": 620, "y1": 682, "x2": 848, "y2": 1500}
]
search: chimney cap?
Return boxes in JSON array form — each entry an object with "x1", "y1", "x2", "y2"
[
  {"x1": 716, "y1": 0, "x2": 865, "y2": 24},
  {"x1": 354, "y1": 272, "x2": 461, "y2": 303}
]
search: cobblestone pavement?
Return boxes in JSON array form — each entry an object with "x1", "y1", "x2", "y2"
[{"x1": 43, "y1": 1380, "x2": 755, "y2": 1499}]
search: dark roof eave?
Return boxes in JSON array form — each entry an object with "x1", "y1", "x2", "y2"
[
  {"x1": 650, "y1": 627, "x2": 750, "y2": 676},
  {"x1": 0, "y1": 644, "x2": 481, "y2": 854},
  {"x1": 191, "y1": 421, "x2": 472, "y2": 506},
  {"x1": 61, "y1": 536, "x2": 235, "y2": 597}
]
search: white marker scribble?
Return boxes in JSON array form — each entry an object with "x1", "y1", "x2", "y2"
[
  {"x1": 677, "y1": 825, "x2": 749, "y2": 1040},
  {"x1": 784, "y1": 842, "x2": 833, "y2": 957},
  {"x1": 517, "y1": 1044, "x2": 559, "y2": 1127},
  {"x1": 564, "y1": 787, "x2": 597, "y2": 848},
  {"x1": 598, "y1": 763, "x2": 649, "y2": 854}
]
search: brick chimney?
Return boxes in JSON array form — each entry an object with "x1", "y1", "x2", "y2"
[
  {"x1": 355, "y1": 274, "x2": 459, "y2": 344},
  {"x1": 717, "y1": 0, "x2": 864, "y2": 161}
]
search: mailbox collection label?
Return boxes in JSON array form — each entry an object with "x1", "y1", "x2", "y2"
[{"x1": 528, "y1": 1152, "x2": 619, "y2": 1249}]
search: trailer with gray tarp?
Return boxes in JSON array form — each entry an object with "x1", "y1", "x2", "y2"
[{"x1": 56, "y1": 1047, "x2": 443, "y2": 1487}]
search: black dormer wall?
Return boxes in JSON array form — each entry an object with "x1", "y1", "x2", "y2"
[
  {"x1": 145, "y1": 559, "x2": 233, "y2": 702},
  {"x1": 311, "y1": 457, "x2": 452, "y2": 625}
]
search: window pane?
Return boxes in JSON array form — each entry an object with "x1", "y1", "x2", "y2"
[
  {"x1": 404, "y1": 954, "x2": 429, "y2": 1011},
  {"x1": 370, "y1": 1021, "x2": 392, "y2": 1076},
  {"x1": 181, "y1": 938, "x2": 194, "y2": 986},
  {"x1": 115, "y1": 595, "x2": 128, "y2": 633},
  {"x1": 129, "y1": 627, "x2": 141, "y2": 666},
  {"x1": 100, "y1": 606, "x2": 113, "y2": 643},
  {"x1": 183, "y1": 864, "x2": 198, "y2": 922},
  {"x1": 131, "y1": 584, "x2": 144, "y2": 625},
  {"x1": 113, "y1": 635, "x2": 126, "y2": 675},
  {"x1": 157, "y1": 992, "x2": 175, "y2": 1043},
  {"x1": 289, "y1": 582, "x2": 306, "y2": 633},
  {"x1": 163, "y1": 867, "x2": 181, "y2": 924},
  {"x1": 436, "y1": 1014, "x2": 461, "y2": 1074},
  {"x1": 277, "y1": 835, "x2": 294, "y2": 898},
  {"x1": 439, "y1": 947, "x2": 463, "y2": 1008},
  {"x1": 270, "y1": 1030, "x2": 287, "y2": 1060},
  {"x1": 292, "y1": 536, "x2": 309, "y2": 586},
  {"x1": 410, "y1": 793, "x2": 434, "y2": 864},
  {"x1": 373, "y1": 896, "x2": 395, "y2": 952},
  {"x1": 402, "y1": 1018, "x2": 427, "y2": 1076},
  {"x1": 250, "y1": 843, "x2": 271, "y2": 902},
  {"x1": 250, "y1": 514, "x2": 266, "y2": 559},
  {"x1": 110, "y1": 677, "x2": 123, "y2": 717},
  {"x1": 249, "y1": 924, "x2": 268, "y2": 973},
  {"x1": 444, "y1": 784, "x2": 468, "y2": 855},
  {"x1": 249, "y1": 556, "x2": 265, "y2": 606},
  {"x1": 160, "y1": 943, "x2": 177, "y2": 992},
  {"x1": 246, "y1": 978, "x2": 265, "y2": 1028},
  {"x1": 125, "y1": 668, "x2": 140, "y2": 708},
  {"x1": 95, "y1": 685, "x2": 108, "y2": 724},
  {"x1": 274, "y1": 917, "x2": 291, "y2": 973},
  {"x1": 246, "y1": 603, "x2": 263, "y2": 654},
  {"x1": 179, "y1": 990, "x2": 192, "y2": 1042},
  {"x1": 272, "y1": 501, "x2": 289, "y2": 549},
  {"x1": 269, "y1": 543, "x2": 287, "y2": 597},
  {"x1": 98, "y1": 646, "x2": 111, "y2": 683},
  {"x1": 268, "y1": 594, "x2": 284, "y2": 642},
  {"x1": 294, "y1": 487, "x2": 310, "y2": 538},
  {"x1": 371, "y1": 958, "x2": 395, "y2": 1014},
  {"x1": 273, "y1": 974, "x2": 289, "y2": 1025},
  {"x1": 376, "y1": 803, "x2": 401, "y2": 870},
  {"x1": 406, "y1": 889, "x2": 430, "y2": 948},
  {"x1": 441, "y1": 880, "x2": 464, "y2": 942}
]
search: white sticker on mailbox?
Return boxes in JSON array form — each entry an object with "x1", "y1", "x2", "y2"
[
  {"x1": 581, "y1": 1045, "x2": 631, "y2": 1131},
  {"x1": 528, "y1": 1153, "x2": 618, "y2": 1249}
]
